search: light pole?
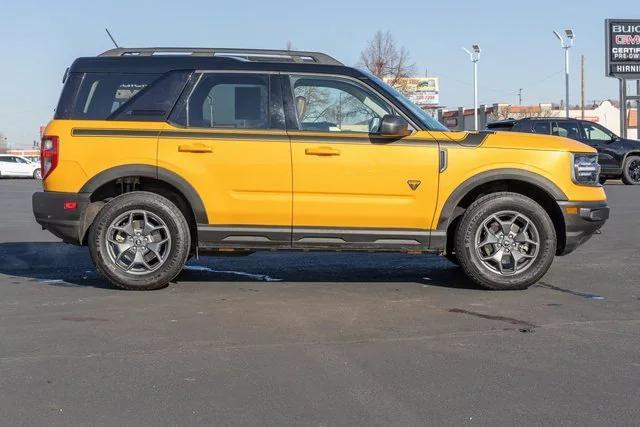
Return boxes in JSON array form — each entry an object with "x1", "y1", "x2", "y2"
[
  {"x1": 554, "y1": 29, "x2": 574, "y2": 118},
  {"x1": 463, "y1": 44, "x2": 481, "y2": 131}
]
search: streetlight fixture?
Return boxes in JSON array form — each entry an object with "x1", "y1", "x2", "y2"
[
  {"x1": 554, "y1": 29, "x2": 575, "y2": 117},
  {"x1": 463, "y1": 44, "x2": 481, "y2": 131}
]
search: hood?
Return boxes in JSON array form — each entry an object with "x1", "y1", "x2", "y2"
[{"x1": 444, "y1": 131, "x2": 596, "y2": 153}]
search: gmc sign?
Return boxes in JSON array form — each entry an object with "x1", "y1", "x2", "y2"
[{"x1": 606, "y1": 19, "x2": 640, "y2": 77}]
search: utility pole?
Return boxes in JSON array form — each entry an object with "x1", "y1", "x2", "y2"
[
  {"x1": 518, "y1": 88, "x2": 523, "y2": 105},
  {"x1": 580, "y1": 55, "x2": 585, "y2": 119},
  {"x1": 554, "y1": 29, "x2": 575, "y2": 118}
]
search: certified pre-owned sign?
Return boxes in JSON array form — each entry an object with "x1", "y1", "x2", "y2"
[{"x1": 606, "y1": 19, "x2": 640, "y2": 77}]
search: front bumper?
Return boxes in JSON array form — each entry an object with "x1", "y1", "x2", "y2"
[
  {"x1": 32, "y1": 191, "x2": 91, "y2": 244},
  {"x1": 557, "y1": 201, "x2": 609, "y2": 255}
]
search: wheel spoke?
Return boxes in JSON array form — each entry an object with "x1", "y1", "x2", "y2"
[{"x1": 478, "y1": 223, "x2": 500, "y2": 248}]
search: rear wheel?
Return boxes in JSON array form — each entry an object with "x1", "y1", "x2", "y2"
[
  {"x1": 33, "y1": 169, "x2": 41, "y2": 179},
  {"x1": 454, "y1": 192, "x2": 556, "y2": 290},
  {"x1": 89, "y1": 191, "x2": 191, "y2": 290},
  {"x1": 621, "y1": 156, "x2": 640, "y2": 185}
]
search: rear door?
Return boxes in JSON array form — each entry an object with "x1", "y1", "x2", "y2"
[
  {"x1": 158, "y1": 72, "x2": 292, "y2": 249},
  {"x1": 0, "y1": 156, "x2": 20, "y2": 176}
]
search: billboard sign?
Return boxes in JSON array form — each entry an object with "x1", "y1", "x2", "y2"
[
  {"x1": 385, "y1": 77, "x2": 440, "y2": 107},
  {"x1": 605, "y1": 19, "x2": 640, "y2": 77}
]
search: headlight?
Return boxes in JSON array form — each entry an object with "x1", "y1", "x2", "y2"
[{"x1": 572, "y1": 153, "x2": 600, "y2": 186}]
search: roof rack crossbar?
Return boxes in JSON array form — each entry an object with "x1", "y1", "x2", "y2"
[{"x1": 98, "y1": 47, "x2": 343, "y2": 65}]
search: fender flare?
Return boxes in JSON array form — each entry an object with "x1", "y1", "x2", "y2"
[
  {"x1": 436, "y1": 168, "x2": 567, "y2": 231},
  {"x1": 79, "y1": 164, "x2": 208, "y2": 224}
]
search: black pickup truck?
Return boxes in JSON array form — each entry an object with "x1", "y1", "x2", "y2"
[{"x1": 487, "y1": 117, "x2": 640, "y2": 185}]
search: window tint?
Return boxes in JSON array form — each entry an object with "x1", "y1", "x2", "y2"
[
  {"x1": 15, "y1": 157, "x2": 28, "y2": 164},
  {"x1": 532, "y1": 121, "x2": 551, "y2": 134},
  {"x1": 56, "y1": 73, "x2": 159, "y2": 120},
  {"x1": 290, "y1": 75, "x2": 392, "y2": 132},
  {"x1": 1, "y1": 156, "x2": 16, "y2": 163},
  {"x1": 552, "y1": 121, "x2": 583, "y2": 140},
  {"x1": 171, "y1": 74, "x2": 271, "y2": 129},
  {"x1": 582, "y1": 122, "x2": 613, "y2": 141},
  {"x1": 109, "y1": 71, "x2": 190, "y2": 121}
]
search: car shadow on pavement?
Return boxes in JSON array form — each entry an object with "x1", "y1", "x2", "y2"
[{"x1": 0, "y1": 242, "x2": 481, "y2": 290}]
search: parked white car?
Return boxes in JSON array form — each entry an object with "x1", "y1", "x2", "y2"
[{"x1": 0, "y1": 154, "x2": 41, "y2": 179}]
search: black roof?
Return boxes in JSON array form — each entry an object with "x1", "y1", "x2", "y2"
[{"x1": 68, "y1": 47, "x2": 363, "y2": 77}]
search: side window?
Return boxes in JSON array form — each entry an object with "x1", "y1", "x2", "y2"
[
  {"x1": 4, "y1": 156, "x2": 17, "y2": 163},
  {"x1": 109, "y1": 71, "x2": 191, "y2": 121},
  {"x1": 15, "y1": 157, "x2": 28, "y2": 164},
  {"x1": 582, "y1": 122, "x2": 613, "y2": 142},
  {"x1": 56, "y1": 73, "x2": 159, "y2": 120},
  {"x1": 290, "y1": 75, "x2": 392, "y2": 133},
  {"x1": 171, "y1": 73, "x2": 271, "y2": 129},
  {"x1": 552, "y1": 121, "x2": 583, "y2": 140},
  {"x1": 532, "y1": 121, "x2": 551, "y2": 134}
]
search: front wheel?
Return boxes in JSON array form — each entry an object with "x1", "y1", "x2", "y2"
[
  {"x1": 89, "y1": 192, "x2": 191, "y2": 290},
  {"x1": 621, "y1": 156, "x2": 640, "y2": 185},
  {"x1": 454, "y1": 192, "x2": 556, "y2": 290}
]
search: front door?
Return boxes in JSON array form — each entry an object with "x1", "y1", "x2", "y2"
[
  {"x1": 158, "y1": 73, "x2": 292, "y2": 248},
  {"x1": 284, "y1": 74, "x2": 440, "y2": 250},
  {"x1": 579, "y1": 121, "x2": 620, "y2": 172}
]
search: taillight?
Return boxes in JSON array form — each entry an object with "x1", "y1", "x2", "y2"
[{"x1": 41, "y1": 135, "x2": 59, "y2": 180}]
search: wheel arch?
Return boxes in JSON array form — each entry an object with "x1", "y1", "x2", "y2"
[
  {"x1": 78, "y1": 164, "x2": 208, "y2": 246},
  {"x1": 436, "y1": 169, "x2": 568, "y2": 255}
]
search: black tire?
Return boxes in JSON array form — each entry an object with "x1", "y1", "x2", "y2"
[
  {"x1": 454, "y1": 192, "x2": 556, "y2": 290},
  {"x1": 621, "y1": 155, "x2": 640, "y2": 185},
  {"x1": 598, "y1": 176, "x2": 607, "y2": 185},
  {"x1": 88, "y1": 191, "x2": 191, "y2": 290},
  {"x1": 33, "y1": 169, "x2": 41, "y2": 180}
]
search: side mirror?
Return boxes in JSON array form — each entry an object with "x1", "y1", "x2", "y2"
[{"x1": 377, "y1": 115, "x2": 410, "y2": 137}]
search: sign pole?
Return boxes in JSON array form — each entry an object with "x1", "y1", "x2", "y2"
[{"x1": 620, "y1": 78, "x2": 627, "y2": 138}]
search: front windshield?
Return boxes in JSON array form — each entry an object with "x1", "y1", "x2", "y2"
[{"x1": 365, "y1": 72, "x2": 449, "y2": 132}]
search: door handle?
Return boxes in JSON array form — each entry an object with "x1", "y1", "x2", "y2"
[
  {"x1": 305, "y1": 146, "x2": 341, "y2": 156},
  {"x1": 178, "y1": 144, "x2": 213, "y2": 153}
]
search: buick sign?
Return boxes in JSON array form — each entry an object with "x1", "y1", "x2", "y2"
[{"x1": 606, "y1": 19, "x2": 640, "y2": 77}]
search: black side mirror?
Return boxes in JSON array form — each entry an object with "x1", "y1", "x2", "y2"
[{"x1": 377, "y1": 115, "x2": 410, "y2": 137}]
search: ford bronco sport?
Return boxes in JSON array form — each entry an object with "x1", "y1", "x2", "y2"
[{"x1": 33, "y1": 47, "x2": 609, "y2": 291}]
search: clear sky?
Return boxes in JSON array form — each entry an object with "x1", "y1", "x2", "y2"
[{"x1": 0, "y1": 0, "x2": 634, "y2": 147}]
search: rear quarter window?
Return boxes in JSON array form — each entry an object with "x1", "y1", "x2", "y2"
[{"x1": 55, "y1": 72, "x2": 190, "y2": 121}]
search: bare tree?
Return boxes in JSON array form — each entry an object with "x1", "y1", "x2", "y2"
[
  {"x1": 359, "y1": 30, "x2": 415, "y2": 88},
  {"x1": 488, "y1": 105, "x2": 557, "y2": 122}
]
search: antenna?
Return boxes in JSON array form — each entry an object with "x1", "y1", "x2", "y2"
[{"x1": 105, "y1": 28, "x2": 119, "y2": 48}]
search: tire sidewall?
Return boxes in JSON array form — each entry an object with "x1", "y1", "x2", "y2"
[
  {"x1": 89, "y1": 192, "x2": 190, "y2": 290},
  {"x1": 456, "y1": 193, "x2": 556, "y2": 290}
]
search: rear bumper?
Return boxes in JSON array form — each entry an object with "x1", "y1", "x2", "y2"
[
  {"x1": 32, "y1": 191, "x2": 91, "y2": 245},
  {"x1": 557, "y1": 201, "x2": 609, "y2": 255}
]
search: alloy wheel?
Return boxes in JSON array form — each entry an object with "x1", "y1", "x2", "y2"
[
  {"x1": 105, "y1": 210, "x2": 171, "y2": 275},
  {"x1": 474, "y1": 210, "x2": 540, "y2": 276},
  {"x1": 629, "y1": 159, "x2": 640, "y2": 183}
]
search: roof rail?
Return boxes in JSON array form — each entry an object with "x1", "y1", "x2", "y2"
[{"x1": 98, "y1": 47, "x2": 343, "y2": 65}]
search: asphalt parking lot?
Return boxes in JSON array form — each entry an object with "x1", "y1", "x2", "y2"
[{"x1": 1, "y1": 179, "x2": 639, "y2": 426}]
